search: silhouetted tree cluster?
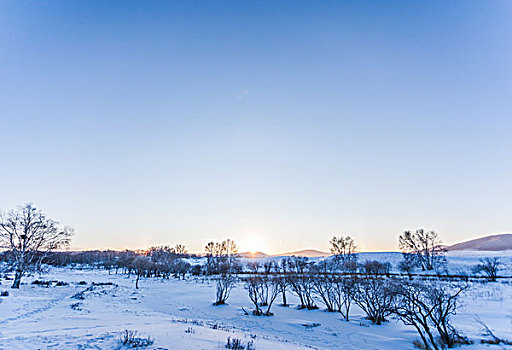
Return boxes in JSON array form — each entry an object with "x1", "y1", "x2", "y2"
[
  {"x1": 399, "y1": 229, "x2": 447, "y2": 272},
  {"x1": 330, "y1": 235, "x2": 358, "y2": 272},
  {"x1": 204, "y1": 239, "x2": 241, "y2": 305}
]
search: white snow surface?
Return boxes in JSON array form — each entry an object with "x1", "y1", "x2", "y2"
[{"x1": 0, "y1": 253, "x2": 511, "y2": 349}]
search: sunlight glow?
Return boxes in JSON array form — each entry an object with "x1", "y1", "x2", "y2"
[{"x1": 239, "y1": 236, "x2": 268, "y2": 254}]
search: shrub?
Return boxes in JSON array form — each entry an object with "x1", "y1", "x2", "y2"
[
  {"x1": 70, "y1": 302, "x2": 82, "y2": 310},
  {"x1": 361, "y1": 260, "x2": 392, "y2": 276},
  {"x1": 225, "y1": 337, "x2": 255, "y2": 350},
  {"x1": 32, "y1": 280, "x2": 51, "y2": 287},
  {"x1": 119, "y1": 330, "x2": 154, "y2": 348}
]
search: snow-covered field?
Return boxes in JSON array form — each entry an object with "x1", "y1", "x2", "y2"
[{"x1": 0, "y1": 254, "x2": 511, "y2": 350}]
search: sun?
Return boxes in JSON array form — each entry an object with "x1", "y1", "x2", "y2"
[{"x1": 239, "y1": 236, "x2": 268, "y2": 254}]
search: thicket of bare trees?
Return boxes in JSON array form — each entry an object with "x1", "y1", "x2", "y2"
[
  {"x1": 0, "y1": 204, "x2": 73, "y2": 288},
  {"x1": 0, "y1": 214, "x2": 487, "y2": 348}
]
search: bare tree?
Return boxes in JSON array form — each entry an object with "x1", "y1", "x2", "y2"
[
  {"x1": 391, "y1": 280, "x2": 468, "y2": 350},
  {"x1": 336, "y1": 276, "x2": 355, "y2": 321},
  {"x1": 313, "y1": 276, "x2": 337, "y2": 312},
  {"x1": 174, "y1": 244, "x2": 188, "y2": 256},
  {"x1": 311, "y1": 260, "x2": 355, "y2": 320},
  {"x1": 276, "y1": 258, "x2": 290, "y2": 306},
  {"x1": 130, "y1": 256, "x2": 151, "y2": 289},
  {"x1": 330, "y1": 235, "x2": 358, "y2": 271},
  {"x1": 311, "y1": 260, "x2": 338, "y2": 312},
  {"x1": 286, "y1": 256, "x2": 317, "y2": 310},
  {"x1": 262, "y1": 260, "x2": 275, "y2": 274},
  {"x1": 399, "y1": 229, "x2": 446, "y2": 271},
  {"x1": 173, "y1": 259, "x2": 191, "y2": 279},
  {"x1": 214, "y1": 274, "x2": 237, "y2": 305},
  {"x1": 476, "y1": 319, "x2": 512, "y2": 346},
  {"x1": 0, "y1": 204, "x2": 73, "y2": 288},
  {"x1": 247, "y1": 260, "x2": 260, "y2": 273},
  {"x1": 245, "y1": 275, "x2": 280, "y2": 316},
  {"x1": 351, "y1": 277, "x2": 396, "y2": 325},
  {"x1": 472, "y1": 257, "x2": 501, "y2": 281}
]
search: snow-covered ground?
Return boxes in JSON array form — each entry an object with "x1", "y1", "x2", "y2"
[{"x1": 0, "y1": 254, "x2": 511, "y2": 349}]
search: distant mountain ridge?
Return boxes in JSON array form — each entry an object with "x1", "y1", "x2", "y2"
[
  {"x1": 272, "y1": 249, "x2": 331, "y2": 257},
  {"x1": 238, "y1": 251, "x2": 269, "y2": 258},
  {"x1": 447, "y1": 234, "x2": 512, "y2": 251},
  {"x1": 238, "y1": 249, "x2": 330, "y2": 258}
]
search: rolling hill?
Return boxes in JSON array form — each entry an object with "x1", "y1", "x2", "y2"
[{"x1": 447, "y1": 233, "x2": 512, "y2": 251}]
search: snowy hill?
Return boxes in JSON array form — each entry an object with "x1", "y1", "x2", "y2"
[{"x1": 447, "y1": 234, "x2": 512, "y2": 251}]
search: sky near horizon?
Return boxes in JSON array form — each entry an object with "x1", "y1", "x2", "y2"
[{"x1": 0, "y1": 1, "x2": 511, "y2": 253}]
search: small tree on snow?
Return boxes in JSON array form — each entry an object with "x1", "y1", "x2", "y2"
[
  {"x1": 0, "y1": 204, "x2": 73, "y2": 288},
  {"x1": 472, "y1": 257, "x2": 502, "y2": 281}
]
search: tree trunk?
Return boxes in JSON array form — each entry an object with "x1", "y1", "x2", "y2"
[{"x1": 12, "y1": 269, "x2": 23, "y2": 289}]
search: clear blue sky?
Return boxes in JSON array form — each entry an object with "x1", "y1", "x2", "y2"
[{"x1": 0, "y1": 1, "x2": 511, "y2": 253}]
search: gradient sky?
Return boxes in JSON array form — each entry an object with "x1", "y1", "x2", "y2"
[{"x1": 0, "y1": 1, "x2": 511, "y2": 253}]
